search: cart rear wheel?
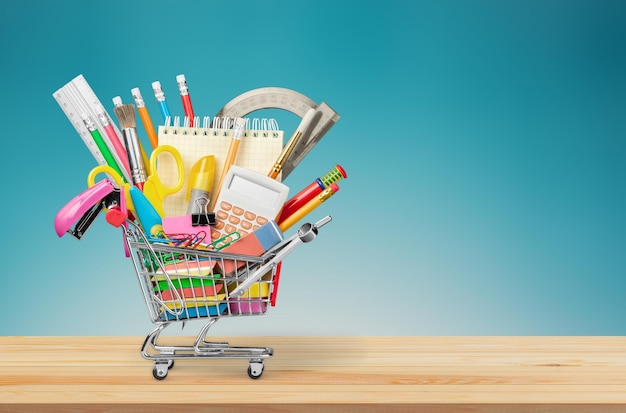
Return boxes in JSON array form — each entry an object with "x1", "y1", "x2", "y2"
[{"x1": 248, "y1": 362, "x2": 264, "y2": 379}]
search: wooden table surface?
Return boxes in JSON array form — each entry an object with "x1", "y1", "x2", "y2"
[{"x1": 1, "y1": 336, "x2": 625, "y2": 412}]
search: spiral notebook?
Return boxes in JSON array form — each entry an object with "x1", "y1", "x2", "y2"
[{"x1": 157, "y1": 117, "x2": 284, "y2": 217}]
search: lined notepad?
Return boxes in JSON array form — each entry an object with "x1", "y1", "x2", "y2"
[{"x1": 157, "y1": 121, "x2": 284, "y2": 217}]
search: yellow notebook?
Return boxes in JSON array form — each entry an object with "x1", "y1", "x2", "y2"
[{"x1": 157, "y1": 117, "x2": 284, "y2": 217}]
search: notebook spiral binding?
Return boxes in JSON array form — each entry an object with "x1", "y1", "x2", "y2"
[{"x1": 161, "y1": 116, "x2": 280, "y2": 138}]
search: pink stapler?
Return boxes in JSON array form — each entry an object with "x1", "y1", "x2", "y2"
[{"x1": 54, "y1": 180, "x2": 119, "y2": 239}]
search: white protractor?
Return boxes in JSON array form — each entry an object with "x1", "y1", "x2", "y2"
[
  {"x1": 53, "y1": 74, "x2": 132, "y2": 183},
  {"x1": 215, "y1": 87, "x2": 340, "y2": 179}
]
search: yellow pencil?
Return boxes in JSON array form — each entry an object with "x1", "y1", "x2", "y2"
[
  {"x1": 211, "y1": 117, "x2": 246, "y2": 210},
  {"x1": 278, "y1": 183, "x2": 340, "y2": 232},
  {"x1": 268, "y1": 108, "x2": 317, "y2": 179}
]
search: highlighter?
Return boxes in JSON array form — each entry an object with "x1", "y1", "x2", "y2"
[
  {"x1": 277, "y1": 164, "x2": 346, "y2": 225},
  {"x1": 186, "y1": 155, "x2": 216, "y2": 215},
  {"x1": 129, "y1": 186, "x2": 163, "y2": 236},
  {"x1": 278, "y1": 183, "x2": 339, "y2": 232}
]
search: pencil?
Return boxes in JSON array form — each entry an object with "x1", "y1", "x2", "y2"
[
  {"x1": 131, "y1": 87, "x2": 158, "y2": 149},
  {"x1": 268, "y1": 108, "x2": 317, "y2": 179},
  {"x1": 211, "y1": 117, "x2": 246, "y2": 210}
]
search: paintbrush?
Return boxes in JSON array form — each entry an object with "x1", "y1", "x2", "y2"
[{"x1": 114, "y1": 103, "x2": 147, "y2": 190}]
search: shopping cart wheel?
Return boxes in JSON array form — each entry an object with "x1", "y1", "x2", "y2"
[
  {"x1": 247, "y1": 361, "x2": 264, "y2": 379},
  {"x1": 153, "y1": 362, "x2": 170, "y2": 380}
]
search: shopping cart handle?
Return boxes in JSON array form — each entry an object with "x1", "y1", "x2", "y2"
[{"x1": 229, "y1": 216, "x2": 332, "y2": 297}]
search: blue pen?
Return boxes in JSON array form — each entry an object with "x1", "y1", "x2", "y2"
[{"x1": 152, "y1": 81, "x2": 172, "y2": 126}]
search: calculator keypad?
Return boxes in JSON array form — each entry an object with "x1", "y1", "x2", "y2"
[{"x1": 211, "y1": 201, "x2": 266, "y2": 242}]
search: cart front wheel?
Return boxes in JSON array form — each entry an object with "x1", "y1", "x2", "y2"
[
  {"x1": 248, "y1": 362, "x2": 264, "y2": 379},
  {"x1": 153, "y1": 364, "x2": 169, "y2": 380}
]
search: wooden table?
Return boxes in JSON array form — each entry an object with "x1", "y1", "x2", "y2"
[{"x1": 1, "y1": 336, "x2": 625, "y2": 412}]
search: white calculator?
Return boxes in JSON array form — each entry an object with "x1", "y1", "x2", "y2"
[{"x1": 211, "y1": 165, "x2": 289, "y2": 242}]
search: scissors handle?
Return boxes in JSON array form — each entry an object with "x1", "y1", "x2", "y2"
[{"x1": 87, "y1": 165, "x2": 124, "y2": 188}]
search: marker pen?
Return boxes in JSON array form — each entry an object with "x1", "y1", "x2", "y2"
[
  {"x1": 277, "y1": 164, "x2": 346, "y2": 225},
  {"x1": 278, "y1": 183, "x2": 340, "y2": 232}
]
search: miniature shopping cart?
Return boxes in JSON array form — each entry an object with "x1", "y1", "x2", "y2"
[{"x1": 123, "y1": 215, "x2": 331, "y2": 380}]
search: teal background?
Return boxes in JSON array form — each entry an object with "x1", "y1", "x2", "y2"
[{"x1": 1, "y1": 0, "x2": 624, "y2": 336}]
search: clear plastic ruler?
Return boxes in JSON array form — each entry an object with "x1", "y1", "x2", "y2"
[
  {"x1": 215, "y1": 87, "x2": 340, "y2": 179},
  {"x1": 53, "y1": 74, "x2": 132, "y2": 183}
]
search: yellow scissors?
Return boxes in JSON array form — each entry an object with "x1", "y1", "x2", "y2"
[
  {"x1": 88, "y1": 145, "x2": 184, "y2": 218},
  {"x1": 141, "y1": 145, "x2": 185, "y2": 217},
  {"x1": 87, "y1": 164, "x2": 135, "y2": 215}
]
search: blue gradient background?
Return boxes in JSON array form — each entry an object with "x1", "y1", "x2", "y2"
[{"x1": 1, "y1": 0, "x2": 625, "y2": 336}]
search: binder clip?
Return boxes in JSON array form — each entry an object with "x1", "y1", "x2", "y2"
[{"x1": 190, "y1": 197, "x2": 216, "y2": 226}]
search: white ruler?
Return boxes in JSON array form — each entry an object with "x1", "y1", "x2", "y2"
[
  {"x1": 53, "y1": 74, "x2": 132, "y2": 183},
  {"x1": 215, "y1": 87, "x2": 340, "y2": 179}
]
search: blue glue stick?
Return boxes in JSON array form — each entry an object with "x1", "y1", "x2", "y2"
[{"x1": 129, "y1": 186, "x2": 163, "y2": 236}]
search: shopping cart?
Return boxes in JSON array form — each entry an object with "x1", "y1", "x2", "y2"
[{"x1": 124, "y1": 215, "x2": 332, "y2": 380}]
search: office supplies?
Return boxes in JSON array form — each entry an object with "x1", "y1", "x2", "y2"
[
  {"x1": 131, "y1": 87, "x2": 158, "y2": 149},
  {"x1": 156, "y1": 116, "x2": 284, "y2": 217},
  {"x1": 268, "y1": 108, "x2": 317, "y2": 179},
  {"x1": 216, "y1": 221, "x2": 284, "y2": 275},
  {"x1": 212, "y1": 165, "x2": 289, "y2": 242},
  {"x1": 212, "y1": 117, "x2": 245, "y2": 209},
  {"x1": 142, "y1": 145, "x2": 185, "y2": 217},
  {"x1": 160, "y1": 283, "x2": 224, "y2": 301},
  {"x1": 229, "y1": 216, "x2": 331, "y2": 298},
  {"x1": 269, "y1": 261, "x2": 282, "y2": 307},
  {"x1": 54, "y1": 179, "x2": 116, "y2": 238},
  {"x1": 215, "y1": 87, "x2": 340, "y2": 178},
  {"x1": 152, "y1": 81, "x2": 172, "y2": 126},
  {"x1": 176, "y1": 74, "x2": 195, "y2": 126},
  {"x1": 278, "y1": 183, "x2": 339, "y2": 232},
  {"x1": 97, "y1": 109, "x2": 131, "y2": 177},
  {"x1": 186, "y1": 155, "x2": 215, "y2": 215},
  {"x1": 113, "y1": 96, "x2": 151, "y2": 176},
  {"x1": 277, "y1": 164, "x2": 347, "y2": 224},
  {"x1": 53, "y1": 74, "x2": 131, "y2": 183},
  {"x1": 82, "y1": 114, "x2": 126, "y2": 181},
  {"x1": 162, "y1": 214, "x2": 212, "y2": 245},
  {"x1": 114, "y1": 104, "x2": 148, "y2": 190},
  {"x1": 129, "y1": 186, "x2": 163, "y2": 236}
]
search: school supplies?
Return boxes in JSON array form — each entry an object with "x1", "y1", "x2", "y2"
[
  {"x1": 54, "y1": 179, "x2": 116, "y2": 238},
  {"x1": 53, "y1": 74, "x2": 345, "y2": 381},
  {"x1": 212, "y1": 166, "x2": 289, "y2": 242},
  {"x1": 277, "y1": 164, "x2": 347, "y2": 225},
  {"x1": 152, "y1": 81, "x2": 172, "y2": 125},
  {"x1": 187, "y1": 155, "x2": 216, "y2": 215},
  {"x1": 278, "y1": 183, "x2": 339, "y2": 232},
  {"x1": 53, "y1": 74, "x2": 132, "y2": 184},
  {"x1": 176, "y1": 74, "x2": 195, "y2": 126},
  {"x1": 96, "y1": 109, "x2": 131, "y2": 177},
  {"x1": 142, "y1": 145, "x2": 185, "y2": 217},
  {"x1": 216, "y1": 220, "x2": 284, "y2": 275},
  {"x1": 131, "y1": 87, "x2": 158, "y2": 149},
  {"x1": 216, "y1": 87, "x2": 340, "y2": 179},
  {"x1": 268, "y1": 108, "x2": 317, "y2": 179},
  {"x1": 156, "y1": 117, "x2": 284, "y2": 218},
  {"x1": 114, "y1": 104, "x2": 148, "y2": 190},
  {"x1": 213, "y1": 117, "x2": 245, "y2": 208},
  {"x1": 82, "y1": 114, "x2": 126, "y2": 181},
  {"x1": 129, "y1": 186, "x2": 163, "y2": 236}
]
